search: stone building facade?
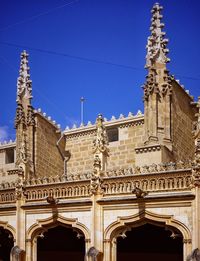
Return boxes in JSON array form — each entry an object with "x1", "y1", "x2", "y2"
[{"x1": 0, "y1": 3, "x2": 200, "y2": 261}]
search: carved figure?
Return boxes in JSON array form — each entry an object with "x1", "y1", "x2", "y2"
[
  {"x1": 187, "y1": 248, "x2": 200, "y2": 261},
  {"x1": 132, "y1": 186, "x2": 148, "y2": 198},
  {"x1": 86, "y1": 247, "x2": 100, "y2": 261},
  {"x1": 11, "y1": 246, "x2": 25, "y2": 261},
  {"x1": 93, "y1": 114, "x2": 109, "y2": 154}
]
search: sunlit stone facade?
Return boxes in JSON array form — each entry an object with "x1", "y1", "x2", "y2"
[{"x1": 0, "y1": 3, "x2": 200, "y2": 261}]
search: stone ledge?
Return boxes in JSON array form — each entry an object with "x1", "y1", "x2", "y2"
[
  {"x1": 97, "y1": 192, "x2": 194, "y2": 204},
  {"x1": 0, "y1": 204, "x2": 16, "y2": 210},
  {"x1": 22, "y1": 198, "x2": 92, "y2": 209},
  {"x1": 135, "y1": 144, "x2": 161, "y2": 154}
]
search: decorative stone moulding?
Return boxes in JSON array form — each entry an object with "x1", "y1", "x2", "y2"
[
  {"x1": 0, "y1": 160, "x2": 193, "y2": 204},
  {"x1": 135, "y1": 145, "x2": 161, "y2": 154},
  {"x1": 7, "y1": 169, "x2": 19, "y2": 176}
]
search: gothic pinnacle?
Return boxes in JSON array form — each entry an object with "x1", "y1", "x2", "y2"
[
  {"x1": 17, "y1": 50, "x2": 32, "y2": 102},
  {"x1": 93, "y1": 114, "x2": 109, "y2": 155},
  {"x1": 145, "y1": 3, "x2": 170, "y2": 69}
]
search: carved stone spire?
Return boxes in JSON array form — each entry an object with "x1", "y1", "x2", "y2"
[
  {"x1": 15, "y1": 51, "x2": 35, "y2": 179},
  {"x1": 143, "y1": 3, "x2": 172, "y2": 147},
  {"x1": 17, "y1": 50, "x2": 32, "y2": 103},
  {"x1": 145, "y1": 3, "x2": 170, "y2": 69}
]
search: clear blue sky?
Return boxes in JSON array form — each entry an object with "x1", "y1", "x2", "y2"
[{"x1": 0, "y1": 0, "x2": 200, "y2": 141}]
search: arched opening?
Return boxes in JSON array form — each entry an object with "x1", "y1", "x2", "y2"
[
  {"x1": 117, "y1": 223, "x2": 183, "y2": 261},
  {"x1": 0, "y1": 227, "x2": 14, "y2": 261},
  {"x1": 37, "y1": 225, "x2": 85, "y2": 261}
]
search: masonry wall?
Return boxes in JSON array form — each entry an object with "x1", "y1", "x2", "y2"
[
  {"x1": 172, "y1": 82, "x2": 196, "y2": 161},
  {"x1": 35, "y1": 114, "x2": 63, "y2": 177},
  {"x1": 0, "y1": 146, "x2": 17, "y2": 183},
  {"x1": 65, "y1": 130, "x2": 95, "y2": 175},
  {"x1": 65, "y1": 120, "x2": 145, "y2": 175},
  {"x1": 107, "y1": 123, "x2": 145, "y2": 170}
]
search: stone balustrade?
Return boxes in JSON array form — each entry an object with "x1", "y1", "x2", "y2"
[
  {"x1": 103, "y1": 171, "x2": 192, "y2": 195},
  {"x1": 25, "y1": 180, "x2": 91, "y2": 201},
  {"x1": 0, "y1": 189, "x2": 15, "y2": 203}
]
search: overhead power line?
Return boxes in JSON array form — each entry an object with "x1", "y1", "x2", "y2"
[
  {"x1": 0, "y1": 0, "x2": 79, "y2": 32},
  {"x1": 0, "y1": 41, "x2": 200, "y2": 82},
  {"x1": 0, "y1": 41, "x2": 143, "y2": 71}
]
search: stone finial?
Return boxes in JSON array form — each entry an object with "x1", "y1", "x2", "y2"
[
  {"x1": 143, "y1": 3, "x2": 173, "y2": 98},
  {"x1": 17, "y1": 50, "x2": 32, "y2": 102},
  {"x1": 145, "y1": 3, "x2": 170, "y2": 69},
  {"x1": 93, "y1": 114, "x2": 109, "y2": 155},
  {"x1": 144, "y1": 2, "x2": 172, "y2": 99}
]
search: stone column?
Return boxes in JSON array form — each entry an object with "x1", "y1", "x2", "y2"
[
  {"x1": 89, "y1": 114, "x2": 109, "y2": 260},
  {"x1": 25, "y1": 239, "x2": 32, "y2": 261}
]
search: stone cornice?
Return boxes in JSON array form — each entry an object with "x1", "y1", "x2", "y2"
[
  {"x1": 0, "y1": 204, "x2": 16, "y2": 210},
  {"x1": 97, "y1": 192, "x2": 195, "y2": 205},
  {"x1": 0, "y1": 141, "x2": 16, "y2": 150},
  {"x1": 21, "y1": 198, "x2": 92, "y2": 209}
]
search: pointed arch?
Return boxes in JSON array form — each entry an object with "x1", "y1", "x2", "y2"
[
  {"x1": 27, "y1": 214, "x2": 90, "y2": 241},
  {"x1": 0, "y1": 220, "x2": 16, "y2": 240},
  {"x1": 104, "y1": 210, "x2": 191, "y2": 242}
]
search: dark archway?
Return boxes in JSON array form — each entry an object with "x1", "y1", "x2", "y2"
[
  {"x1": 117, "y1": 223, "x2": 183, "y2": 261},
  {"x1": 37, "y1": 225, "x2": 85, "y2": 261},
  {"x1": 0, "y1": 227, "x2": 14, "y2": 261}
]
